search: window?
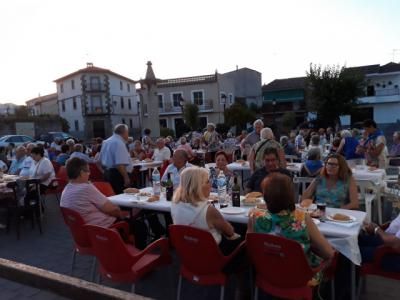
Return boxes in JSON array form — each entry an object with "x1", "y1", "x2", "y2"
[
  {"x1": 129, "y1": 119, "x2": 133, "y2": 128},
  {"x1": 229, "y1": 93, "x2": 234, "y2": 104},
  {"x1": 172, "y1": 92, "x2": 183, "y2": 107},
  {"x1": 160, "y1": 119, "x2": 167, "y2": 128},
  {"x1": 90, "y1": 76, "x2": 101, "y2": 90},
  {"x1": 120, "y1": 81, "x2": 123, "y2": 90},
  {"x1": 71, "y1": 80, "x2": 75, "y2": 90},
  {"x1": 61, "y1": 100, "x2": 65, "y2": 112},
  {"x1": 73, "y1": 97, "x2": 77, "y2": 110},
  {"x1": 158, "y1": 94, "x2": 164, "y2": 108},
  {"x1": 120, "y1": 97, "x2": 124, "y2": 109},
  {"x1": 122, "y1": 118, "x2": 125, "y2": 124},
  {"x1": 60, "y1": 83, "x2": 64, "y2": 93},
  {"x1": 127, "y1": 83, "x2": 130, "y2": 92},
  {"x1": 91, "y1": 95, "x2": 103, "y2": 113},
  {"x1": 74, "y1": 120, "x2": 79, "y2": 131},
  {"x1": 128, "y1": 98, "x2": 132, "y2": 110},
  {"x1": 192, "y1": 91, "x2": 204, "y2": 106}
]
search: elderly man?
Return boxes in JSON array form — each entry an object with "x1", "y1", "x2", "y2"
[
  {"x1": 20, "y1": 143, "x2": 36, "y2": 177},
  {"x1": 69, "y1": 144, "x2": 93, "y2": 163},
  {"x1": 245, "y1": 147, "x2": 291, "y2": 193},
  {"x1": 248, "y1": 127, "x2": 286, "y2": 172},
  {"x1": 152, "y1": 138, "x2": 171, "y2": 162},
  {"x1": 295, "y1": 129, "x2": 306, "y2": 151},
  {"x1": 8, "y1": 146, "x2": 27, "y2": 175},
  {"x1": 161, "y1": 149, "x2": 193, "y2": 189},
  {"x1": 241, "y1": 119, "x2": 264, "y2": 150},
  {"x1": 176, "y1": 137, "x2": 194, "y2": 158},
  {"x1": 100, "y1": 124, "x2": 133, "y2": 194}
]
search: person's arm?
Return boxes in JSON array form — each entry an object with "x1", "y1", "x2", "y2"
[
  {"x1": 365, "y1": 223, "x2": 400, "y2": 250},
  {"x1": 116, "y1": 164, "x2": 130, "y2": 187},
  {"x1": 336, "y1": 138, "x2": 345, "y2": 154},
  {"x1": 341, "y1": 176, "x2": 359, "y2": 210},
  {"x1": 100, "y1": 200, "x2": 123, "y2": 218},
  {"x1": 305, "y1": 214, "x2": 335, "y2": 259},
  {"x1": 244, "y1": 172, "x2": 256, "y2": 194},
  {"x1": 206, "y1": 205, "x2": 235, "y2": 238},
  {"x1": 248, "y1": 147, "x2": 256, "y2": 173},
  {"x1": 278, "y1": 148, "x2": 287, "y2": 168},
  {"x1": 301, "y1": 179, "x2": 317, "y2": 201},
  {"x1": 368, "y1": 142, "x2": 385, "y2": 157}
]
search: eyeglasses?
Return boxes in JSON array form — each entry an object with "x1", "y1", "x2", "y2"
[{"x1": 326, "y1": 162, "x2": 339, "y2": 167}]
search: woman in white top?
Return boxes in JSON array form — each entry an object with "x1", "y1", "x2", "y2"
[
  {"x1": 29, "y1": 146, "x2": 55, "y2": 192},
  {"x1": 171, "y1": 167, "x2": 240, "y2": 254}
]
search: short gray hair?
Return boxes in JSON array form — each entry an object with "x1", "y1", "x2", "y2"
[
  {"x1": 307, "y1": 147, "x2": 321, "y2": 160},
  {"x1": 280, "y1": 136, "x2": 289, "y2": 145},
  {"x1": 73, "y1": 144, "x2": 83, "y2": 152},
  {"x1": 260, "y1": 127, "x2": 274, "y2": 140},
  {"x1": 253, "y1": 119, "x2": 264, "y2": 127},
  {"x1": 114, "y1": 124, "x2": 128, "y2": 135},
  {"x1": 341, "y1": 130, "x2": 352, "y2": 138}
]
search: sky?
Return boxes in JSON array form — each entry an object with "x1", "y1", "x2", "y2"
[{"x1": 1, "y1": 0, "x2": 400, "y2": 104}]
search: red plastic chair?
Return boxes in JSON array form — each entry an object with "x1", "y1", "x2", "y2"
[
  {"x1": 85, "y1": 224, "x2": 171, "y2": 293},
  {"x1": 358, "y1": 245, "x2": 400, "y2": 297},
  {"x1": 246, "y1": 233, "x2": 330, "y2": 300},
  {"x1": 169, "y1": 225, "x2": 245, "y2": 300},
  {"x1": 89, "y1": 163, "x2": 104, "y2": 182},
  {"x1": 51, "y1": 160, "x2": 61, "y2": 174},
  {"x1": 60, "y1": 207, "x2": 130, "y2": 280},
  {"x1": 92, "y1": 181, "x2": 115, "y2": 197},
  {"x1": 45, "y1": 166, "x2": 68, "y2": 201},
  {"x1": 159, "y1": 161, "x2": 170, "y2": 178}
]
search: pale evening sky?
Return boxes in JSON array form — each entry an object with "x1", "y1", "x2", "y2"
[{"x1": 1, "y1": 0, "x2": 399, "y2": 104}]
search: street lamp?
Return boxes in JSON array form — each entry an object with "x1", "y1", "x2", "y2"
[{"x1": 220, "y1": 93, "x2": 227, "y2": 123}]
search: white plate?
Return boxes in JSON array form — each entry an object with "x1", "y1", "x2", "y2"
[
  {"x1": 220, "y1": 207, "x2": 246, "y2": 215},
  {"x1": 240, "y1": 196, "x2": 263, "y2": 206},
  {"x1": 312, "y1": 218, "x2": 320, "y2": 225},
  {"x1": 326, "y1": 214, "x2": 356, "y2": 223}
]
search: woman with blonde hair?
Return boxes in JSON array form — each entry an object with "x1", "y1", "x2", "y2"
[{"x1": 171, "y1": 166, "x2": 240, "y2": 254}]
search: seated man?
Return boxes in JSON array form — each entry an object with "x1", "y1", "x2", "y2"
[
  {"x1": 360, "y1": 213, "x2": 400, "y2": 272},
  {"x1": 69, "y1": 144, "x2": 93, "y2": 163},
  {"x1": 245, "y1": 147, "x2": 292, "y2": 193},
  {"x1": 56, "y1": 144, "x2": 70, "y2": 166},
  {"x1": 152, "y1": 138, "x2": 171, "y2": 162},
  {"x1": 8, "y1": 146, "x2": 27, "y2": 175},
  {"x1": 161, "y1": 149, "x2": 193, "y2": 189}
]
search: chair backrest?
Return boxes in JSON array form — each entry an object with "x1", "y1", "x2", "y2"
[
  {"x1": 356, "y1": 180, "x2": 377, "y2": 204},
  {"x1": 169, "y1": 225, "x2": 225, "y2": 275},
  {"x1": 60, "y1": 207, "x2": 91, "y2": 249},
  {"x1": 246, "y1": 233, "x2": 313, "y2": 288},
  {"x1": 293, "y1": 176, "x2": 315, "y2": 203},
  {"x1": 159, "y1": 161, "x2": 170, "y2": 178},
  {"x1": 285, "y1": 155, "x2": 298, "y2": 163},
  {"x1": 89, "y1": 163, "x2": 104, "y2": 181},
  {"x1": 56, "y1": 166, "x2": 68, "y2": 181},
  {"x1": 92, "y1": 181, "x2": 115, "y2": 197},
  {"x1": 85, "y1": 225, "x2": 135, "y2": 275},
  {"x1": 51, "y1": 161, "x2": 61, "y2": 174}
]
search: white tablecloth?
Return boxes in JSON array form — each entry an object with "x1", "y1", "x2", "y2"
[
  {"x1": 351, "y1": 167, "x2": 386, "y2": 186},
  {"x1": 109, "y1": 188, "x2": 366, "y2": 265},
  {"x1": 132, "y1": 160, "x2": 163, "y2": 169},
  {"x1": 227, "y1": 162, "x2": 250, "y2": 171}
]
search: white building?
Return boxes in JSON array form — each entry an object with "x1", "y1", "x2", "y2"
[
  {"x1": 26, "y1": 93, "x2": 58, "y2": 116},
  {"x1": 54, "y1": 63, "x2": 139, "y2": 139},
  {"x1": 0, "y1": 103, "x2": 18, "y2": 115}
]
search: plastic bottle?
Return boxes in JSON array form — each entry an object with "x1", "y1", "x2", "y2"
[
  {"x1": 152, "y1": 168, "x2": 161, "y2": 196},
  {"x1": 231, "y1": 175, "x2": 241, "y2": 207},
  {"x1": 217, "y1": 171, "x2": 227, "y2": 207}
]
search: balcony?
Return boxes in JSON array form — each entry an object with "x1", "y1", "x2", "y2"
[
  {"x1": 158, "y1": 99, "x2": 214, "y2": 114},
  {"x1": 85, "y1": 106, "x2": 109, "y2": 115},
  {"x1": 359, "y1": 88, "x2": 400, "y2": 104},
  {"x1": 84, "y1": 84, "x2": 107, "y2": 92},
  {"x1": 375, "y1": 88, "x2": 400, "y2": 97}
]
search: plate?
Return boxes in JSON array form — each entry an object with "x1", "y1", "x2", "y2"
[
  {"x1": 240, "y1": 196, "x2": 263, "y2": 206},
  {"x1": 220, "y1": 207, "x2": 246, "y2": 215},
  {"x1": 295, "y1": 203, "x2": 317, "y2": 212},
  {"x1": 326, "y1": 214, "x2": 356, "y2": 223},
  {"x1": 312, "y1": 218, "x2": 320, "y2": 225}
]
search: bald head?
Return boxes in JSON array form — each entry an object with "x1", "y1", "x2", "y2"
[
  {"x1": 173, "y1": 149, "x2": 188, "y2": 169},
  {"x1": 114, "y1": 124, "x2": 129, "y2": 141}
]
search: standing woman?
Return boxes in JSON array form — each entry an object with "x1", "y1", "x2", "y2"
[
  {"x1": 203, "y1": 123, "x2": 221, "y2": 162},
  {"x1": 302, "y1": 154, "x2": 359, "y2": 209}
]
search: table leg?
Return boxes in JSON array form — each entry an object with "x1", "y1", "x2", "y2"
[{"x1": 351, "y1": 262, "x2": 356, "y2": 300}]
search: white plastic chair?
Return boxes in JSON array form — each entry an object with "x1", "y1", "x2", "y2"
[
  {"x1": 293, "y1": 176, "x2": 315, "y2": 203},
  {"x1": 356, "y1": 179, "x2": 380, "y2": 223}
]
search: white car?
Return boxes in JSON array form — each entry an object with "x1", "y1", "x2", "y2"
[{"x1": 0, "y1": 135, "x2": 36, "y2": 147}]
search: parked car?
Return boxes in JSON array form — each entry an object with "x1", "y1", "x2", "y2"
[
  {"x1": 37, "y1": 132, "x2": 78, "y2": 144},
  {"x1": 0, "y1": 135, "x2": 36, "y2": 147}
]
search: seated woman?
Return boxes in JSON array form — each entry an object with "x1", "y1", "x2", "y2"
[
  {"x1": 171, "y1": 167, "x2": 240, "y2": 254},
  {"x1": 302, "y1": 154, "x2": 359, "y2": 209},
  {"x1": 60, "y1": 157, "x2": 124, "y2": 227},
  {"x1": 301, "y1": 147, "x2": 323, "y2": 177},
  {"x1": 209, "y1": 151, "x2": 234, "y2": 193},
  {"x1": 359, "y1": 213, "x2": 400, "y2": 272},
  {"x1": 130, "y1": 140, "x2": 146, "y2": 161},
  {"x1": 29, "y1": 146, "x2": 56, "y2": 193},
  {"x1": 248, "y1": 173, "x2": 334, "y2": 284},
  {"x1": 56, "y1": 144, "x2": 70, "y2": 166}
]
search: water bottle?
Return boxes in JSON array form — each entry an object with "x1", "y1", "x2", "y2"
[
  {"x1": 217, "y1": 171, "x2": 227, "y2": 208},
  {"x1": 152, "y1": 168, "x2": 161, "y2": 196}
]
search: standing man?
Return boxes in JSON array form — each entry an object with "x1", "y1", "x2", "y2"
[{"x1": 100, "y1": 124, "x2": 133, "y2": 194}]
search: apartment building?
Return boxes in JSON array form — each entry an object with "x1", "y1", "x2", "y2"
[{"x1": 26, "y1": 93, "x2": 58, "y2": 116}]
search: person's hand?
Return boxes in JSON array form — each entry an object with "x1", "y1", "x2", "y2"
[
  {"x1": 364, "y1": 222, "x2": 378, "y2": 235},
  {"x1": 123, "y1": 176, "x2": 130, "y2": 188}
]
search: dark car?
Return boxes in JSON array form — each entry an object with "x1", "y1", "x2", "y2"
[{"x1": 37, "y1": 132, "x2": 77, "y2": 144}]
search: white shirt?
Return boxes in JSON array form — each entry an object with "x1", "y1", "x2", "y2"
[
  {"x1": 152, "y1": 147, "x2": 171, "y2": 161},
  {"x1": 100, "y1": 134, "x2": 132, "y2": 172},
  {"x1": 29, "y1": 157, "x2": 55, "y2": 186},
  {"x1": 161, "y1": 162, "x2": 193, "y2": 189},
  {"x1": 0, "y1": 160, "x2": 7, "y2": 172},
  {"x1": 386, "y1": 213, "x2": 400, "y2": 239},
  {"x1": 20, "y1": 156, "x2": 34, "y2": 177}
]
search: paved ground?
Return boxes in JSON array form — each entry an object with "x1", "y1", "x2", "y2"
[{"x1": 0, "y1": 195, "x2": 399, "y2": 300}]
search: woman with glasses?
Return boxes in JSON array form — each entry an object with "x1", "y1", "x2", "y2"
[
  {"x1": 302, "y1": 154, "x2": 359, "y2": 209},
  {"x1": 209, "y1": 151, "x2": 234, "y2": 193}
]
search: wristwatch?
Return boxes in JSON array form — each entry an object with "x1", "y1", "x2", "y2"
[{"x1": 374, "y1": 226, "x2": 380, "y2": 235}]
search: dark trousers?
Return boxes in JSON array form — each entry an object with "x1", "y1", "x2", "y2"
[{"x1": 104, "y1": 168, "x2": 124, "y2": 195}]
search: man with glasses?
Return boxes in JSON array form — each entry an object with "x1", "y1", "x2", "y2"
[{"x1": 245, "y1": 147, "x2": 291, "y2": 193}]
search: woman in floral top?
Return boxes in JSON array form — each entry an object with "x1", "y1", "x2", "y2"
[{"x1": 248, "y1": 173, "x2": 334, "y2": 284}]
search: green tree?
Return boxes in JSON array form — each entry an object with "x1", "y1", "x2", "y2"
[
  {"x1": 224, "y1": 102, "x2": 256, "y2": 133},
  {"x1": 306, "y1": 63, "x2": 365, "y2": 127},
  {"x1": 183, "y1": 103, "x2": 199, "y2": 130},
  {"x1": 14, "y1": 105, "x2": 29, "y2": 117},
  {"x1": 281, "y1": 111, "x2": 297, "y2": 133}
]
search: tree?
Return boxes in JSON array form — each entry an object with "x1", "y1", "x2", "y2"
[
  {"x1": 14, "y1": 105, "x2": 29, "y2": 117},
  {"x1": 281, "y1": 111, "x2": 297, "y2": 133},
  {"x1": 306, "y1": 63, "x2": 365, "y2": 128},
  {"x1": 183, "y1": 103, "x2": 199, "y2": 130},
  {"x1": 224, "y1": 102, "x2": 256, "y2": 133}
]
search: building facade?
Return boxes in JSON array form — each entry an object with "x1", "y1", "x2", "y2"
[
  {"x1": 54, "y1": 63, "x2": 139, "y2": 139},
  {"x1": 0, "y1": 103, "x2": 18, "y2": 115},
  {"x1": 26, "y1": 93, "x2": 58, "y2": 116}
]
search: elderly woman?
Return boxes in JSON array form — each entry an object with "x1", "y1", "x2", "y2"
[
  {"x1": 248, "y1": 173, "x2": 334, "y2": 284},
  {"x1": 176, "y1": 136, "x2": 194, "y2": 159},
  {"x1": 203, "y1": 123, "x2": 221, "y2": 162},
  {"x1": 336, "y1": 129, "x2": 363, "y2": 160},
  {"x1": 301, "y1": 147, "x2": 323, "y2": 177},
  {"x1": 302, "y1": 154, "x2": 359, "y2": 209},
  {"x1": 209, "y1": 151, "x2": 234, "y2": 192},
  {"x1": 29, "y1": 146, "x2": 56, "y2": 193},
  {"x1": 130, "y1": 140, "x2": 146, "y2": 161},
  {"x1": 171, "y1": 167, "x2": 240, "y2": 254},
  {"x1": 248, "y1": 127, "x2": 286, "y2": 172}
]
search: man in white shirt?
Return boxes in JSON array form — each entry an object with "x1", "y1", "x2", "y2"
[
  {"x1": 100, "y1": 124, "x2": 133, "y2": 194},
  {"x1": 20, "y1": 143, "x2": 36, "y2": 177},
  {"x1": 152, "y1": 138, "x2": 171, "y2": 162},
  {"x1": 161, "y1": 149, "x2": 192, "y2": 189}
]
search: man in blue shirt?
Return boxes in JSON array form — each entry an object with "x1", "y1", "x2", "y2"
[{"x1": 8, "y1": 146, "x2": 27, "y2": 175}]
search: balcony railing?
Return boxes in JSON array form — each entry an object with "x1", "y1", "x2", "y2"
[
  {"x1": 85, "y1": 106, "x2": 109, "y2": 115},
  {"x1": 375, "y1": 88, "x2": 400, "y2": 97},
  {"x1": 159, "y1": 99, "x2": 214, "y2": 114},
  {"x1": 85, "y1": 84, "x2": 107, "y2": 92}
]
